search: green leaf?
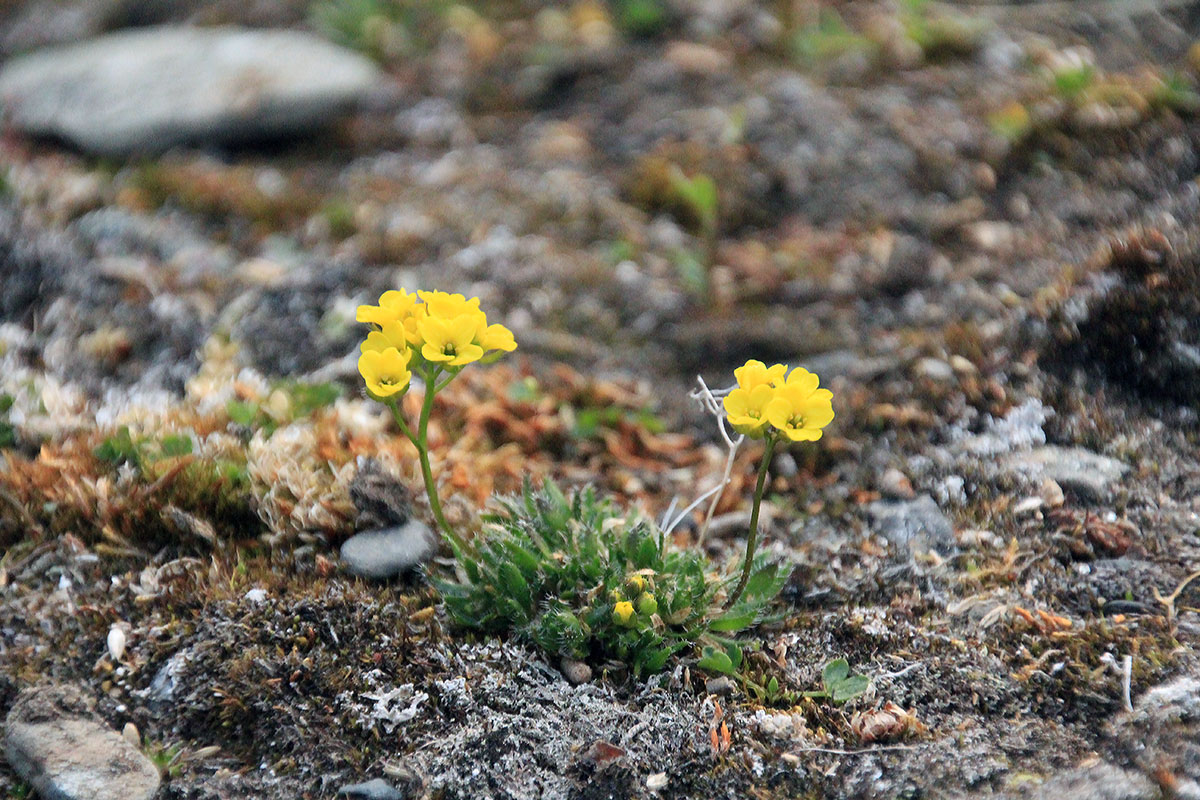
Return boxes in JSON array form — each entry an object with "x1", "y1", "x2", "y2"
[
  {"x1": 831, "y1": 674, "x2": 870, "y2": 703},
  {"x1": 697, "y1": 645, "x2": 736, "y2": 675},
  {"x1": 708, "y1": 610, "x2": 757, "y2": 632},
  {"x1": 497, "y1": 562, "x2": 532, "y2": 613},
  {"x1": 822, "y1": 658, "x2": 850, "y2": 688},
  {"x1": 158, "y1": 434, "x2": 193, "y2": 458},
  {"x1": 226, "y1": 400, "x2": 259, "y2": 427}
]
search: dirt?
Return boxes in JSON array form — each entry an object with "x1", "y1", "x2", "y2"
[{"x1": 3, "y1": 0, "x2": 1200, "y2": 798}]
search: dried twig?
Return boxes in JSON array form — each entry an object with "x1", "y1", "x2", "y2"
[
  {"x1": 687, "y1": 376, "x2": 744, "y2": 545},
  {"x1": 1153, "y1": 568, "x2": 1200, "y2": 624}
]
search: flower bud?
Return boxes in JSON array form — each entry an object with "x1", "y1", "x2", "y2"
[
  {"x1": 612, "y1": 601, "x2": 635, "y2": 626},
  {"x1": 637, "y1": 593, "x2": 658, "y2": 616}
]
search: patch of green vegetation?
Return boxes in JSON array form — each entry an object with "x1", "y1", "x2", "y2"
[
  {"x1": 95, "y1": 427, "x2": 193, "y2": 472},
  {"x1": 1051, "y1": 63, "x2": 1096, "y2": 101},
  {"x1": 899, "y1": 0, "x2": 988, "y2": 59},
  {"x1": 435, "y1": 482, "x2": 788, "y2": 676},
  {"x1": 321, "y1": 199, "x2": 358, "y2": 240},
  {"x1": 227, "y1": 380, "x2": 343, "y2": 436},
  {"x1": 792, "y1": 9, "x2": 878, "y2": 69},
  {"x1": 6, "y1": 782, "x2": 32, "y2": 800},
  {"x1": 144, "y1": 739, "x2": 184, "y2": 779},
  {"x1": 570, "y1": 403, "x2": 665, "y2": 439},
  {"x1": 804, "y1": 658, "x2": 871, "y2": 704},
  {"x1": 308, "y1": 0, "x2": 455, "y2": 61},
  {"x1": 1150, "y1": 71, "x2": 1200, "y2": 115},
  {"x1": 613, "y1": 0, "x2": 670, "y2": 37},
  {"x1": 0, "y1": 394, "x2": 15, "y2": 449}
]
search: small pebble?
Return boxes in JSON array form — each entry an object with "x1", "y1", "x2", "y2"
[
  {"x1": 107, "y1": 626, "x2": 126, "y2": 662},
  {"x1": 880, "y1": 468, "x2": 916, "y2": 500},
  {"x1": 122, "y1": 722, "x2": 140, "y2": 748},
  {"x1": 646, "y1": 772, "x2": 669, "y2": 791},
  {"x1": 340, "y1": 521, "x2": 434, "y2": 580},
  {"x1": 561, "y1": 659, "x2": 592, "y2": 685},
  {"x1": 705, "y1": 676, "x2": 736, "y2": 696},
  {"x1": 338, "y1": 778, "x2": 405, "y2": 800}
]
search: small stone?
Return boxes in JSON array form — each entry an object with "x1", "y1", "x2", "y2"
[
  {"x1": 106, "y1": 625, "x2": 125, "y2": 662},
  {"x1": 244, "y1": 588, "x2": 268, "y2": 604},
  {"x1": 867, "y1": 495, "x2": 957, "y2": 555},
  {"x1": 646, "y1": 772, "x2": 669, "y2": 791},
  {"x1": 1026, "y1": 763, "x2": 1157, "y2": 800},
  {"x1": 340, "y1": 521, "x2": 434, "y2": 580},
  {"x1": 665, "y1": 41, "x2": 731, "y2": 75},
  {"x1": 560, "y1": 659, "x2": 592, "y2": 685},
  {"x1": 338, "y1": 778, "x2": 406, "y2": 800},
  {"x1": 1040, "y1": 478, "x2": 1066, "y2": 508},
  {"x1": 121, "y1": 722, "x2": 139, "y2": 749},
  {"x1": 5, "y1": 685, "x2": 161, "y2": 800},
  {"x1": 705, "y1": 676, "x2": 736, "y2": 696},
  {"x1": 914, "y1": 358, "x2": 955, "y2": 382},
  {"x1": 1002, "y1": 446, "x2": 1130, "y2": 502},
  {"x1": 880, "y1": 468, "x2": 916, "y2": 500},
  {"x1": 0, "y1": 27, "x2": 380, "y2": 156}
]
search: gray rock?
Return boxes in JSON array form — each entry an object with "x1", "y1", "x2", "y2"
[
  {"x1": 0, "y1": 27, "x2": 380, "y2": 155},
  {"x1": 560, "y1": 659, "x2": 592, "y2": 686},
  {"x1": 867, "y1": 495, "x2": 957, "y2": 555},
  {"x1": 340, "y1": 521, "x2": 434, "y2": 580},
  {"x1": 338, "y1": 778, "x2": 407, "y2": 800},
  {"x1": 4, "y1": 685, "x2": 161, "y2": 800},
  {"x1": 1002, "y1": 446, "x2": 1130, "y2": 502},
  {"x1": 1025, "y1": 763, "x2": 1157, "y2": 800}
]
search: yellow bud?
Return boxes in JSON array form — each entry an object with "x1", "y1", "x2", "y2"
[{"x1": 613, "y1": 601, "x2": 635, "y2": 626}]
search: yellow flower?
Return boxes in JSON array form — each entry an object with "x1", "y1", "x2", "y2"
[
  {"x1": 357, "y1": 289, "x2": 419, "y2": 328},
  {"x1": 358, "y1": 347, "x2": 412, "y2": 398},
  {"x1": 419, "y1": 313, "x2": 486, "y2": 366},
  {"x1": 734, "y1": 359, "x2": 787, "y2": 390},
  {"x1": 723, "y1": 384, "x2": 776, "y2": 438},
  {"x1": 477, "y1": 322, "x2": 517, "y2": 353},
  {"x1": 764, "y1": 368, "x2": 834, "y2": 442},
  {"x1": 418, "y1": 290, "x2": 482, "y2": 320},
  {"x1": 613, "y1": 601, "x2": 635, "y2": 626},
  {"x1": 360, "y1": 320, "x2": 410, "y2": 354}
]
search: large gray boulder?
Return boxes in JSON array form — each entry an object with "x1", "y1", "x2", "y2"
[{"x1": 0, "y1": 26, "x2": 381, "y2": 155}]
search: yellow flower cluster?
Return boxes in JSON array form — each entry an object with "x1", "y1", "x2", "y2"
[
  {"x1": 356, "y1": 289, "x2": 517, "y2": 397},
  {"x1": 722, "y1": 359, "x2": 834, "y2": 441}
]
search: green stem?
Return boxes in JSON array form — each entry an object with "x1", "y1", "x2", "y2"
[
  {"x1": 726, "y1": 436, "x2": 776, "y2": 609},
  {"x1": 387, "y1": 372, "x2": 471, "y2": 556}
]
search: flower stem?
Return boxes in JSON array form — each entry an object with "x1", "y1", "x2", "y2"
[
  {"x1": 725, "y1": 436, "x2": 776, "y2": 609},
  {"x1": 387, "y1": 375, "x2": 471, "y2": 556}
]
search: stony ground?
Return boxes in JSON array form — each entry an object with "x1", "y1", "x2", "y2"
[{"x1": 2, "y1": 0, "x2": 1200, "y2": 798}]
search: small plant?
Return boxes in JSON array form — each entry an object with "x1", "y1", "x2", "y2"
[
  {"x1": 613, "y1": 0, "x2": 669, "y2": 37},
  {"x1": 145, "y1": 739, "x2": 184, "y2": 779},
  {"x1": 792, "y1": 9, "x2": 878, "y2": 69},
  {"x1": 1050, "y1": 63, "x2": 1096, "y2": 101},
  {"x1": 434, "y1": 481, "x2": 788, "y2": 675},
  {"x1": 719, "y1": 359, "x2": 834, "y2": 608},
  {"x1": 356, "y1": 289, "x2": 517, "y2": 553},
  {"x1": 95, "y1": 427, "x2": 193, "y2": 473},
  {"x1": 803, "y1": 658, "x2": 870, "y2": 704},
  {"x1": 226, "y1": 379, "x2": 343, "y2": 436},
  {"x1": 0, "y1": 393, "x2": 15, "y2": 449}
]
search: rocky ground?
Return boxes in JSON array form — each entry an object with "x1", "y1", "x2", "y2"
[{"x1": 1, "y1": 0, "x2": 1200, "y2": 798}]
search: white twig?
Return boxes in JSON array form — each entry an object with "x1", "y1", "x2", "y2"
[
  {"x1": 1121, "y1": 654, "x2": 1133, "y2": 712},
  {"x1": 688, "y1": 376, "x2": 744, "y2": 545}
]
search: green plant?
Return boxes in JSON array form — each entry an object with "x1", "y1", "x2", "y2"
[
  {"x1": 803, "y1": 658, "x2": 870, "y2": 704},
  {"x1": 613, "y1": 0, "x2": 669, "y2": 37},
  {"x1": 792, "y1": 9, "x2": 878, "y2": 68},
  {"x1": 434, "y1": 481, "x2": 789, "y2": 676},
  {"x1": 1150, "y1": 71, "x2": 1200, "y2": 114},
  {"x1": 1051, "y1": 63, "x2": 1096, "y2": 101},
  {"x1": 0, "y1": 393, "x2": 14, "y2": 448},
  {"x1": 226, "y1": 380, "x2": 342, "y2": 436},
  {"x1": 6, "y1": 782, "x2": 32, "y2": 800},
  {"x1": 95, "y1": 427, "x2": 193, "y2": 472},
  {"x1": 309, "y1": 0, "x2": 453, "y2": 60},
  {"x1": 145, "y1": 739, "x2": 184, "y2": 779},
  {"x1": 899, "y1": 0, "x2": 987, "y2": 59}
]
